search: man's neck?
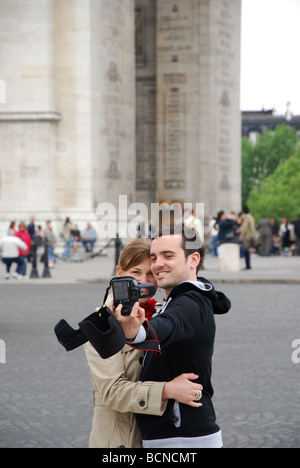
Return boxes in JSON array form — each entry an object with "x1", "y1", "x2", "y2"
[{"x1": 165, "y1": 274, "x2": 198, "y2": 298}]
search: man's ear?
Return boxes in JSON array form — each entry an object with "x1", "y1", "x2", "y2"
[{"x1": 188, "y1": 252, "x2": 201, "y2": 271}]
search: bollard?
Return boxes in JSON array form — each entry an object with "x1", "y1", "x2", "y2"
[
  {"x1": 30, "y1": 242, "x2": 39, "y2": 278},
  {"x1": 42, "y1": 238, "x2": 51, "y2": 278},
  {"x1": 219, "y1": 243, "x2": 241, "y2": 272},
  {"x1": 0, "y1": 339, "x2": 6, "y2": 364}
]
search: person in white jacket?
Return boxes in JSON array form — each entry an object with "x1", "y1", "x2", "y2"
[{"x1": 0, "y1": 233, "x2": 28, "y2": 279}]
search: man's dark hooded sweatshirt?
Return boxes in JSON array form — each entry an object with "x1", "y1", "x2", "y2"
[{"x1": 135, "y1": 278, "x2": 231, "y2": 445}]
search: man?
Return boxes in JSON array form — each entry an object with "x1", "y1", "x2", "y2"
[
  {"x1": 27, "y1": 215, "x2": 36, "y2": 240},
  {"x1": 81, "y1": 222, "x2": 97, "y2": 252},
  {"x1": 257, "y1": 216, "x2": 273, "y2": 256},
  {"x1": 115, "y1": 225, "x2": 231, "y2": 448},
  {"x1": 239, "y1": 206, "x2": 256, "y2": 269},
  {"x1": 27, "y1": 215, "x2": 36, "y2": 263},
  {"x1": 216, "y1": 210, "x2": 235, "y2": 246},
  {"x1": 0, "y1": 232, "x2": 28, "y2": 279},
  {"x1": 293, "y1": 215, "x2": 300, "y2": 256}
]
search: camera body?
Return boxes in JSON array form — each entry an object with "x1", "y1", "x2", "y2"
[{"x1": 111, "y1": 276, "x2": 156, "y2": 316}]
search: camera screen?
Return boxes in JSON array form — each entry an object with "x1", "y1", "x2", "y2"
[{"x1": 113, "y1": 281, "x2": 130, "y2": 301}]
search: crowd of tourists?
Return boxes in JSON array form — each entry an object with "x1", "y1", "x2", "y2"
[
  {"x1": 1, "y1": 209, "x2": 300, "y2": 279},
  {"x1": 0, "y1": 216, "x2": 98, "y2": 279},
  {"x1": 208, "y1": 209, "x2": 300, "y2": 260}
]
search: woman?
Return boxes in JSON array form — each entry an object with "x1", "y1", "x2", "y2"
[
  {"x1": 84, "y1": 238, "x2": 202, "y2": 448},
  {"x1": 7, "y1": 221, "x2": 16, "y2": 236},
  {"x1": 14, "y1": 221, "x2": 32, "y2": 278},
  {"x1": 60, "y1": 217, "x2": 75, "y2": 261}
]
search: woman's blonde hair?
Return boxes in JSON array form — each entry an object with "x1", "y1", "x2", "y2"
[{"x1": 117, "y1": 238, "x2": 151, "y2": 272}]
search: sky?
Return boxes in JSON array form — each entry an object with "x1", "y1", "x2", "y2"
[{"x1": 240, "y1": 0, "x2": 300, "y2": 115}]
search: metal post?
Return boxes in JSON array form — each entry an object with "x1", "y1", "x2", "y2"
[
  {"x1": 114, "y1": 234, "x2": 123, "y2": 271},
  {"x1": 42, "y1": 238, "x2": 51, "y2": 278},
  {"x1": 30, "y1": 241, "x2": 39, "y2": 278}
]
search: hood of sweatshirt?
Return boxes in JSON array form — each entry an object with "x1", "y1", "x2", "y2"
[{"x1": 167, "y1": 276, "x2": 231, "y2": 315}]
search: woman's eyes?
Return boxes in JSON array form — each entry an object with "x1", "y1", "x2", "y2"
[{"x1": 131, "y1": 270, "x2": 154, "y2": 277}]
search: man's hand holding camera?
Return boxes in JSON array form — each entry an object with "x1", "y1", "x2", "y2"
[
  {"x1": 110, "y1": 276, "x2": 155, "y2": 340},
  {"x1": 113, "y1": 302, "x2": 145, "y2": 341}
]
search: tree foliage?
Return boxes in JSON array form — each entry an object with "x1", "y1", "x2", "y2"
[
  {"x1": 247, "y1": 148, "x2": 300, "y2": 222},
  {"x1": 242, "y1": 124, "x2": 299, "y2": 206}
]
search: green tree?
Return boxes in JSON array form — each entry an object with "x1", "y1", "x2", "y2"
[
  {"x1": 242, "y1": 124, "x2": 299, "y2": 206},
  {"x1": 247, "y1": 148, "x2": 300, "y2": 222},
  {"x1": 241, "y1": 136, "x2": 255, "y2": 207}
]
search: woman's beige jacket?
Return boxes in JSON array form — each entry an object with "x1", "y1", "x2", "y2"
[{"x1": 84, "y1": 340, "x2": 167, "y2": 448}]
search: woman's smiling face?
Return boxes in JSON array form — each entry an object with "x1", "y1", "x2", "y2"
[{"x1": 117, "y1": 258, "x2": 156, "y2": 304}]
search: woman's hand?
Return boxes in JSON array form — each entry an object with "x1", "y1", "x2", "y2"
[{"x1": 162, "y1": 373, "x2": 203, "y2": 408}]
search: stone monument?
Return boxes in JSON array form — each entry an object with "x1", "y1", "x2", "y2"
[{"x1": 0, "y1": 0, "x2": 241, "y2": 238}]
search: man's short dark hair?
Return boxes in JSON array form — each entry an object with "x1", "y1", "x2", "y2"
[{"x1": 153, "y1": 223, "x2": 205, "y2": 273}]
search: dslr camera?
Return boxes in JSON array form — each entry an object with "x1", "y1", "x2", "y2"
[{"x1": 111, "y1": 276, "x2": 156, "y2": 316}]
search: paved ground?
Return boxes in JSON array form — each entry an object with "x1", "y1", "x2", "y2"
[
  {"x1": 0, "y1": 248, "x2": 299, "y2": 448},
  {"x1": 213, "y1": 282, "x2": 300, "y2": 448},
  {"x1": 1, "y1": 243, "x2": 300, "y2": 285}
]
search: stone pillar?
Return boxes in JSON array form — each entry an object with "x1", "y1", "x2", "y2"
[
  {"x1": 89, "y1": 0, "x2": 137, "y2": 237},
  {"x1": 89, "y1": 0, "x2": 136, "y2": 210},
  {"x1": 156, "y1": 0, "x2": 241, "y2": 218},
  {"x1": 53, "y1": 0, "x2": 93, "y2": 218},
  {"x1": 0, "y1": 0, "x2": 58, "y2": 235},
  {"x1": 156, "y1": 0, "x2": 199, "y2": 204},
  {"x1": 197, "y1": 0, "x2": 241, "y2": 217},
  {"x1": 135, "y1": 1, "x2": 157, "y2": 208}
]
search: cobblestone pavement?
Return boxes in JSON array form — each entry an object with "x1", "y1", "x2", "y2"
[{"x1": 0, "y1": 281, "x2": 299, "y2": 448}]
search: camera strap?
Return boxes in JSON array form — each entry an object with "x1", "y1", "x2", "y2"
[
  {"x1": 54, "y1": 282, "x2": 161, "y2": 358},
  {"x1": 54, "y1": 307, "x2": 127, "y2": 359},
  {"x1": 126, "y1": 320, "x2": 161, "y2": 356},
  {"x1": 54, "y1": 311, "x2": 100, "y2": 351}
]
